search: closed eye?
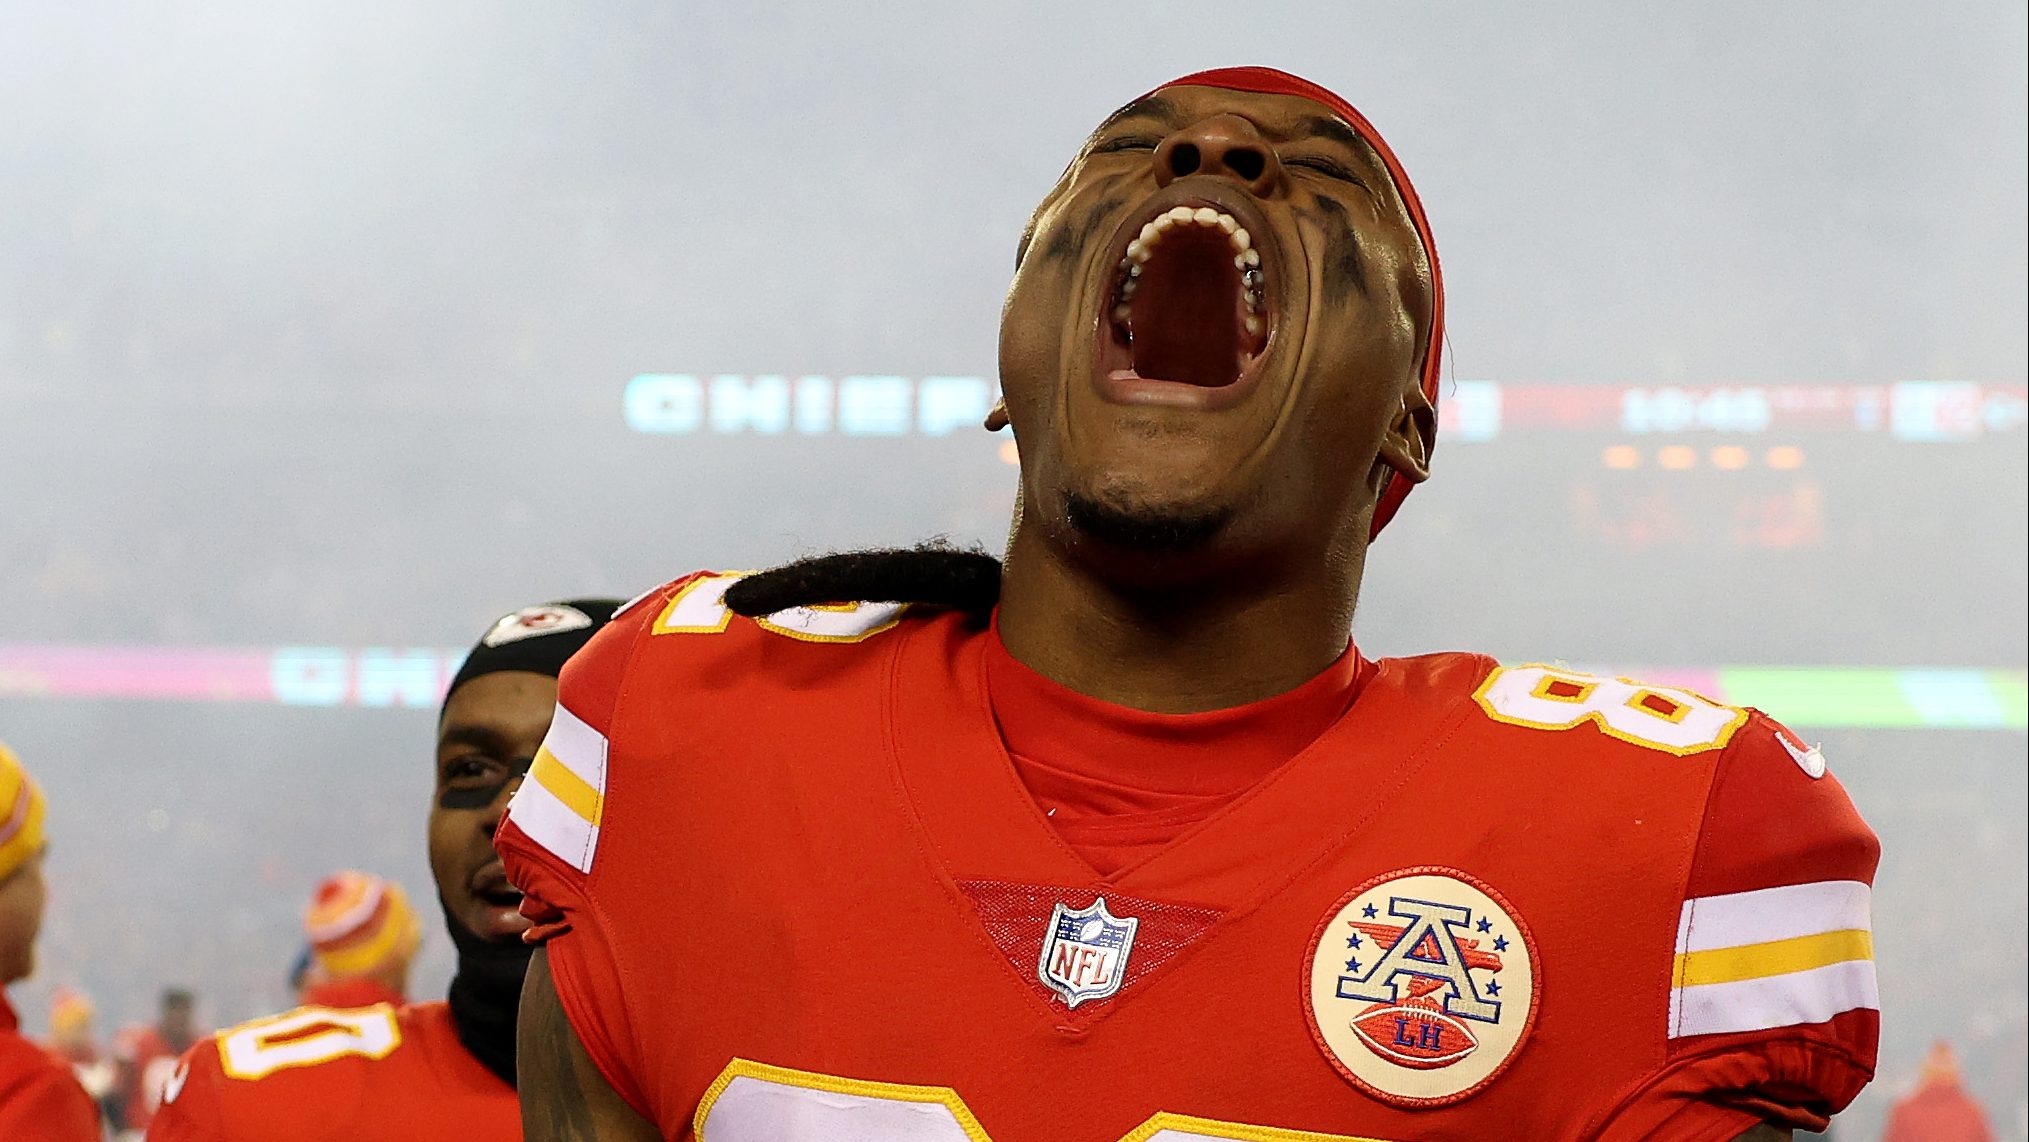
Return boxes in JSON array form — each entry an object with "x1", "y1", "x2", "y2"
[
  {"x1": 1090, "y1": 135, "x2": 1162, "y2": 156},
  {"x1": 1287, "y1": 155, "x2": 1370, "y2": 190}
]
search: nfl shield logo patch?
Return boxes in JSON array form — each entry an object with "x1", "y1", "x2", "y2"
[{"x1": 1038, "y1": 896, "x2": 1139, "y2": 1008}]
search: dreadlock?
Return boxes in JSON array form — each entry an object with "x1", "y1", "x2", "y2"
[{"x1": 722, "y1": 543, "x2": 1004, "y2": 625}]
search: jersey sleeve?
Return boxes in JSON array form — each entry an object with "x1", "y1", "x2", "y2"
[
  {"x1": 496, "y1": 574, "x2": 697, "y2": 1121},
  {"x1": 1599, "y1": 711, "x2": 1880, "y2": 1140},
  {"x1": 141, "y1": 1040, "x2": 222, "y2": 1142}
]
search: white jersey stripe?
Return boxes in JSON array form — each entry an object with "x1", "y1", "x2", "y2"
[
  {"x1": 1670, "y1": 958, "x2": 1878, "y2": 1039},
  {"x1": 541, "y1": 703, "x2": 609, "y2": 793},
  {"x1": 1676, "y1": 880, "x2": 1872, "y2": 954},
  {"x1": 506, "y1": 775, "x2": 601, "y2": 874}
]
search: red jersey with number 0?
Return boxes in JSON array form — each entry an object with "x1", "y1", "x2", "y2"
[
  {"x1": 144, "y1": 1001, "x2": 517, "y2": 1142},
  {"x1": 498, "y1": 571, "x2": 1880, "y2": 1142}
]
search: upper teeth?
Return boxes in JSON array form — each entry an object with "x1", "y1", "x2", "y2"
[
  {"x1": 1114, "y1": 206, "x2": 1265, "y2": 329},
  {"x1": 1126, "y1": 205, "x2": 1256, "y2": 263}
]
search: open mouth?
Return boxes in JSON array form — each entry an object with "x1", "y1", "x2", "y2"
[
  {"x1": 1101, "y1": 203, "x2": 1272, "y2": 393},
  {"x1": 471, "y1": 864, "x2": 523, "y2": 909},
  {"x1": 478, "y1": 884, "x2": 523, "y2": 908}
]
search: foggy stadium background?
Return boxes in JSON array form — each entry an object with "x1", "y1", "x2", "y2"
[{"x1": 1, "y1": 0, "x2": 2024, "y2": 1136}]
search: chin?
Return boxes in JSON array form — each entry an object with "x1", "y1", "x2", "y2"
[{"x1": 1063, "y1": 487, "x2": 1232, "y2": 555}]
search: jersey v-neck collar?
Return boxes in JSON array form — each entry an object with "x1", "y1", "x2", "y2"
[
  {"x1": 984, "y1": 618, "x2": 1367, "y2": 785},
  {"x1": 885, "y1": 612, "x2": 1475, "y2": 915}
]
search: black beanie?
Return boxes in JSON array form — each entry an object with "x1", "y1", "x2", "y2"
[{"x1": 443, "y1": 599, "x2": 623, "y2": 712}]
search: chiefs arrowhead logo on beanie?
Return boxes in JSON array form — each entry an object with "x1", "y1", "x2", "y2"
[{"x1": 443, "y1": 599, "x2": 625, "y2": 713}]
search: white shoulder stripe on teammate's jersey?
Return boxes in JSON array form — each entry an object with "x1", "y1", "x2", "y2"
[
  {"x1": 1671, "y1": 959, "x2": 1879, "y2": 1039},
  {"x1": 1676, "y1": 880, "x2": 1872, "y2": 952},
  {"x1": 1669, "y1": 879, "x2": 1876, "y2": 1039},
  {"x1": 504, "y1": 703, "x2": 609, "y2": 874}
]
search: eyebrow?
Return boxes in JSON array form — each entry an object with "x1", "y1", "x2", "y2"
[
  {"x1": 437, "y1": 725, "x2": 513, "y2": 755},
  {"x1": 1095, "y1": 94, "x2": 1181, "y2": 134},
  {"x1": 1289, "y1": 115, "x2": 1369, "y2": 157}
]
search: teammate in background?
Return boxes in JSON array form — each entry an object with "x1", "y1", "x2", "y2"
[
  {"x1": 1880, "y1": 1043, "x2": 1995, "y2": 1142},
  {"x1": 45, "y1": 987, "x2": 120, "y2": 1123},
  {"x1": 503, "y1": 69, "x2": 1879, "y2": 1141},
  {"x1": 0, "y1": 742, "x2": 100, "y2": 1140},
  {"x1": 115, "y1": 988, "x2": 202, "y2": 1136},
  {"x1": 148, "y1": 599, "x2": 620, "y2": 1141},
  {"x1": 295, "y1": 869, "x2": 425, "y2": 1010}
]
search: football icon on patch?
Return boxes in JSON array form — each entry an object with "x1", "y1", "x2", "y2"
[
  {"x1": 1304, "y1": 867, "x2": 1538, "y2": 1107},
  {"x1": 1350, "y1": 1003, "x2": 1479, "y2": 1069}
]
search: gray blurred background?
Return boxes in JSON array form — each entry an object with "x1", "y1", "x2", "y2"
[{"x1": 1, "y1": 0, "x2": 2024, "y2": 1136}]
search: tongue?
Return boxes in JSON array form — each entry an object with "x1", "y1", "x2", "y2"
[{"x1": 1128, "y1": 227, "x2": 1244, "y2": 387}]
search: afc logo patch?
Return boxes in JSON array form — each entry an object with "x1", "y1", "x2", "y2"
[
  {"x1": 1038, "y1": 896, "x2": 1139, "y2": 1008},
  {"x1": 1304, "y1": 867, "x2": 1539, "y2": 1106}
]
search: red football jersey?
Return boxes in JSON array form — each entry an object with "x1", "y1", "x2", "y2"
[
  {"x1": 145, "y1": 1001, "x2": 518, "y2": 1142},
  {"x1": 114, "y1": 1023, "x2": 187, "y2": 1130},
  {"x1": 498, "y1": 572, "x2": 1880, "y2": 1142},
  {"x1": 0, "y1": 995, "x2": 99, "y2": 1142}
]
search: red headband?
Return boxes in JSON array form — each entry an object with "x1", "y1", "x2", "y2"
[{"x1": 1152, "y1": 67, "x2": 1443, "y2": 540}]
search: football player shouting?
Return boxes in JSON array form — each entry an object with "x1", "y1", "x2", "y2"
[
  {"x1": 150, "y1": 600, "x2": 619, "y2": 1141},
  {"x1": 502, "y1": 68, "x2": 1879, "y2": 1142}
]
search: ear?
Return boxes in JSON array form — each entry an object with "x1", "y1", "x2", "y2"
[{"x1": 1375, "y1": 383, "x2": 1435, "y2": 485}]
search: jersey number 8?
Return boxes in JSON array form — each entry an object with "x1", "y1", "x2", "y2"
[
  {"x1": 1473, "y1": 664, "x2": 1747, "y2": 756},
  {"x1": 697, "y1": 1058, "x2": 1400, "y2": 1141}
]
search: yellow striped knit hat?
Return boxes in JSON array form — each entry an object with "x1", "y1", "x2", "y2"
[
  {"x1": 304, "y1": 870, "x2": 424, "y2": 979},
  {"x1": 0, "y1": 741, "x2": 48, "y2": 884},
  {"x1": 49, "y1": 988, "x2": 94, "y2": 1036}
]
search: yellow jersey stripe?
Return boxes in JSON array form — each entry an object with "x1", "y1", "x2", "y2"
[
  {"x1": 529, "y1": 746, "x2": 603, "y2": 826},
  {"x1": 1674, "y1": 928, "x2": 1873, "y2": 988}
]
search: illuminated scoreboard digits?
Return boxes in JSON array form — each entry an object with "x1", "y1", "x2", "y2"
[
  {"x1": 623, "y1": 374, "x2": 996, "y2": 437},
  {"x1": 1620, "y1": 387, "x2": 1774, "y2": 435},
  {"x1": 1615, "y1": 381, "x2": 2026, "y2": 439}
]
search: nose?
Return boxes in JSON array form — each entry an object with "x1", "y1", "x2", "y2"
[{"x1": 1153, "y1": 114, "x2": 1281, "y2": 196}]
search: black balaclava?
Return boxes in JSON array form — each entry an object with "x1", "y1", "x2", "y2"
[{"x1": 438, "y1": 598, "x2": 621, "y2": 1087}]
